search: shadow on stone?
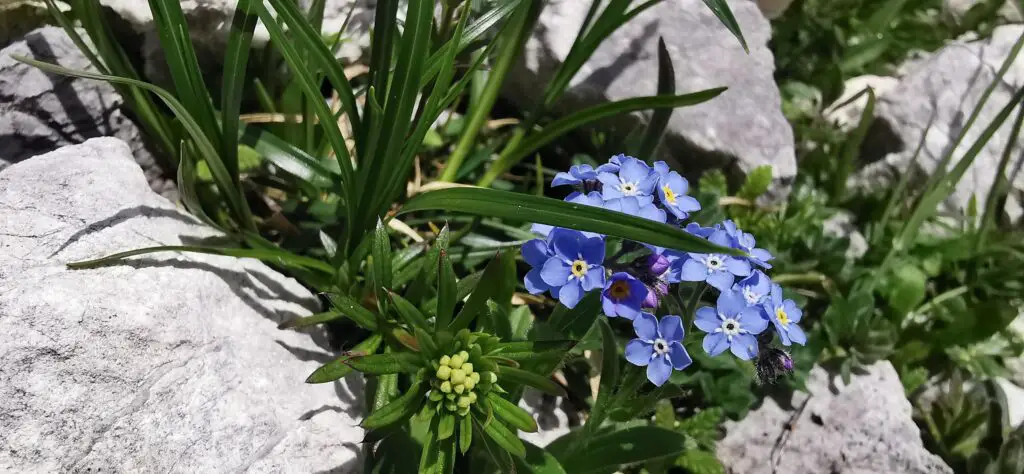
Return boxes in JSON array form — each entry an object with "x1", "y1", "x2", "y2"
[{"x1": 50, "y1": 205, "x2": 202, "y2": 257}]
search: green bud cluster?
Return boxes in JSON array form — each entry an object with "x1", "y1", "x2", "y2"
[{"x1": 427, "y1": 348, "x2": 496, "y2": 417}]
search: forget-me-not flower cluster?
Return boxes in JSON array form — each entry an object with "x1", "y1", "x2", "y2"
[{"x1": 521, "y1": 154, "x2": 806, "y2": 386}]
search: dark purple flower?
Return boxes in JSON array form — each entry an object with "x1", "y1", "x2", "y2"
[{"x1": 601, "y1": 272, "x2": 648, "y2": 320}]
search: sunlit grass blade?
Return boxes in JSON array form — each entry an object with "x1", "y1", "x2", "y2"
[
  {"x1": 176, "y1": 140, "x2": 219, "y2": 229},
  {"x1": 361, "y1": 0, "x2": 398, "y2": 149},
  {"x1": 306, "y1": 334, "x2": 383, "y2": 383},
  {"x1": 421, "y1": 0, "x2": 523, "y2": 88},
  {"x1": 239, "y1": 124, "x2": 339, "y2": 189},
  {"x1": 13, "y1": 55, "x2": 254, "y2": 227},
  {"x1": 440, "y1": 1, "x2": 538, "y2": 182},
  {"x1": 221, "y1": 0, "x2": 259, "y2": 181},
  {"x1": 701, "y1": 0, "x2": 748, "y2": 52},
  {"x1": 277, "y1": 310, "x2": 344, "y2": 330},
  {"x1": 398, "y1": 187, "x2": 743, "y2": 255},
  {"x1": 634, "y1": 37, "x2": 675, "y2": 160},
  {"x1": 264, "y1": 0, "x2": 361, "y2": 142},
  {"x1": 65, "y1": 245, "x2": 336, "y2": 274},
  {"x1": 148, "y1": 0, "x2": 221, "y2": 146},
  {"x1": 832, "y1": 87, "x2": 875, "y2": 202},
  {"x1": 974, "y1": 103, "x2": 1024, "y2": 252},
  {"x1": 478, "y1": 88, "x2": 727, "y2": 187}
]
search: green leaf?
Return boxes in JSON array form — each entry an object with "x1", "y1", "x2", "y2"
[
  {"x1": 277, "y1": 310, "x2": 343, "y2": 330},
  {"x1": 674, "y1": 450, "x2": 724, "y2": 474},
  {"x1": 388, "y1": 291, "x2": 431, "y2": 331},
  {"x1": 479, "y1": 89, "x2": 727, "y2": 187},
  {"x1": 635, "y1": 37, "x2": 675, "y2": 160},
  {"x1": 597, "y1": 318, "x2": 621, "y2": 405},
  {"x1": 882, "y1": 264, "x2": 927, "y2": 316},
  {"x1": 305, "y1": 334, "x2": 383, "y2": 384},
  {"x1": 239, "y1": 124, "x2": 338, "y2": 189},
  {"x1": 678, "y1": 408, "x2": 723, "y2": 446},
  {"x1": 480, "y1": 415, "x2": 527, "y2": 458},
  {"x1": 220, "y1": 0, "x2": 258, "y2": 181},
  {"x1": 374, "y1": 219, "x2": 394, "y2": 310},
  {"x1": 701, "y1": 0, "x2": 747, "y2": 52},
  {"x1": 438, "y1": 413, "x2": 456, "y2": 441},
  {"x1": 326, "y1": 292, "x2": 379, "y2": 331},
  {"x1": 833, "y1": 87, "x2": 875, "y2": 202},
  {"x1": 487, "y1": 392, "x2": 539, "y2": 433},
  {"x1": 176, "y1": 141, "x2": 218, "y2": 228},
  {"x1": 65, "y1": 245, "x2": 334, "y2": 274},
  {"x1": 344, "y1": 352, "x2": 423, "y2": 375},
  {"x1": 398, "y1": 188, "x2": 742, "y2": 255},
  {"x1": 460, "y1": 415, "x2": 473, "y2": 454},
  {"x1": 407, "y1": 225, "x2": 449, "y2": 304},
  {"x1": 435, "y1": 250, "x2": 458, "y2": 330},
  {"x1": 421, "y1": 0, "x2": 523, "y2": 87},
  {"x1": 737, "y1": 165, "x2": 773, "y2": 201},
  {"x1": 555, "y1": 426, "x2": 690, "y2": 474},
  {"x1": 363, "y1": 381, "x2": 427, "y2": 429},
  {"x1": 493, "y1": 341, "x2": 577, "y2": 361},
  {"x1": 516, "y1": 441, "x2": 568, "y2": 474},
  {"x1": 498, "y1": 366, "x2": 565, "y2": 397},
  {"x1": 451, "y1": 251, "x2": 509, "y2": 330}
]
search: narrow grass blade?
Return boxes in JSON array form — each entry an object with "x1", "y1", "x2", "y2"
[
  {"x1": 306, "y1": 334, "x2": 383, "y2": 383},
  {"x1": 239, "y1": 124, "x2": 339, "y2": 189},
  {"x1": 975, "y1": 102, "x2": 1024, "y2": 251},
  {"x1": 221, "y1": 0, "x2": 259, "y2": 180},
  {"x1": 832, "y1": 87, "x2": 875, "y2": 202},
  {"x1": 478, "y1": 89, "x2": 727, "y2": 186},
  {"x1": 701, "y1": 0, "x2": 748, "y2": 52},
  {"x1": 400, "y1": 188, "x2": 741, "y2": 255}
]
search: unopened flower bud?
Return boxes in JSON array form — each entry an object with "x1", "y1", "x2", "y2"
[
  {"x1": 462, "y1": 363, "x2": 474, "y2": 374},
  {"x1": 450, "y1": 369, "x2": 466, "y2": 385},
  {"x1": 440, "y1": 381, "x2": 452, "y2": 393},
  {"x1": 755, "y1": 346, "x2": 794, "y2": 385},
  {"x1": 457, "y1": 396, "x2": 473, "y2": 408},
  {"x1": 449, "y1": 354, "x2": 463, "y2": 369},
  {"x1": 439, "y1": 355, "x2": 451, "y2": 367},
  {"x1": 470, "y1": 372, "x2": 481, "y2": 385},
  {"x1": 436, "y1": 365, "x2": 451, "y2": 380},
  {"x1": 454, "y1": 384, "x2": 465, "y2": 394},
  {"x1": 647, "y1": 253, "x2": 671, "y2": 275},
  {"x1": 458, "y1": 350, "x2": 469, "y2": 361}
]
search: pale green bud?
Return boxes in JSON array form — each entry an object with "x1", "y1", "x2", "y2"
[
  {"x1": 439, "y1": 355, "x2": 451, "y2": 367},
  {"x1": 462, "y1": 363, "x2": 474, "y2": 374},
  {"x1": 450, "y1": 369, "x2": 466, "y2": 385},
  {"x1": 440, "y1": 381, "x2": 452, "y2": 393},
  {"x1": 435, "y1": 365, "x2": 451, "y2": 380},
  {"x1": 449, "y1": 354, "x2": 463, "y2": 369}
]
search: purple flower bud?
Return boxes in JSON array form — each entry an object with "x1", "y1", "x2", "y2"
[
  {"x1": 647, "y1": 253, "x2": 671, "y2": 275},
  {"x1": 642, "y1": 281, "x2": 669, "y2": 308},
  {"x1": 754, "y1": 346, "x2": 794, "y2": 385}
]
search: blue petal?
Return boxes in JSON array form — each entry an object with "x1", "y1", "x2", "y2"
[
  {"x1": 522, "y1": 239, "x2": 549, "y2": 267},
  {"x1": 558, "y1": 281, "x2": 583, "y2": 308},
  {"x1": 709, "y1": 230, "x2": 734, "y2": 248},
  {"x1": 751, "y1": 248, "x2": 773, "y2": 263},
  {"x1": 633, "y1": 312, "x2": 659, "y2": 341},
  {"x1": 706, "y1": 270, "x2": 734, "y2": 292},
  {"x1": 551, "y1": 230, "x2": 582, "y2": 260},
  {"x1": 658, "y1": 315, "x2": 684, "y2": 342},
  {"x1": 530, "y1": 223, "x2": 553, "y2": 237},
  {"x1": 726, "y1": 257, "x2": 751, "y2": 277},
  {"x1": 540, "y1": 259, "x2": 571, "y2": 286},
  {"x1": 784, "y1": 300, "x2": 803, "y2": 323},
  {"x1": 679, "y1": 259, "x2": 708, "y2": 282},
  {"x1": 730, "y1": 334, "x2": 758, "y2": 360},
  {"x1": 524, "y1": 268, "x2": 550, "y2": 295},
  {"x1": 551, "y1": 172, "x2": 579, "y2": 187},
  {"x1": 625, "y1": 339, "x2": 654, "y2": 366},
  {"x1": 739, "y1": 307, "x2": 769, "y2": 334},
  {"x1": 717, "y1": 289, "x2": 747, "y2": 317},
  {"x1": 581, "y1": 265, "x2": 606, "y2": 292},
  {"x1": 653, "y1": 161, "x2": 669, "y2": 175},
  {"x1": 669, "y1": 342, "x2": 693, "y2": 370},
  {"x1": 685, "y1": 223, "x2": 715, "y2": 238},
  {"x1": 580, "y1": 235, "x2": 606, "y2": 264},
  {"x1": 638, "y1": 172, "x2": 660, "y2": 195},
  {"x1": 776, "y1": 321, "x2": 793, "y2": 346},
  {"x1": 770, "y1": 283, "x2": 784, "y2": 306},
  {"x1": 703, "y1": 332, "x2": 729, "y2": 356},
  {"x1": 786, "y1": 323, "x2": 808, "y2": 345},
  {"x1": 619, "y1": 157, "x2": 650, "y2": 183},
  {"x1": 639, "y1": 203, "x2": 667, "y2": 223},
  {"x1": 646, "y1": 355, "x2": 672, "y2": 387},
  {"x1": 676, "y1": 195, "x2": 701, "y2": 212},
  {"x1": 694, "y1": 307, "x2": 721, "y2": 333},
  {"x1": 602, "y1": 294, "x2": 618, "y2": 318}
]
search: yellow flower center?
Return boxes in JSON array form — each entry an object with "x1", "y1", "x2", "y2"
[
  {"x1": 609, "y1": 280, "x2": 631, "y2": 299},
  {"x1": 776, "y1": 307, "x2": 790, "y2": 326},
  {"x1": 571, "y1": 260, "x2": 589, "y2": 278},
  {"x1": 662, "y1": 184, "x2": 677, "y2": 204}
]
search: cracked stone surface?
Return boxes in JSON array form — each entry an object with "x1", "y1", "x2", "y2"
[
  {"x1": 0, "y1": 26, "x2": 175, "y2": 200},
  {"x1": 717, "y1": 361, "x2": 952, "y2": 474},
  {"x1": 854, "y1": 25, "x2": 1024, "y2": 223},
  {"x1": 0, "y1": 138, "x2": 363, "y2": 473},
  {"x1": 518, "y1": 389, "x2": 578, "y2": 448},
  {"x1": 504, "y1": 0, "x2": 796, "y2": 200}
]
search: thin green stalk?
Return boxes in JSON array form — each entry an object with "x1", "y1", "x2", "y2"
[
  {"x1": 570, "y1": 364, "x2": 647, "y2": 455},
  {"x1": 439, "y1": 2, "x2": 538, "y2": 182},
  {"x1": 973, "y1": 102, "x2": 1024, "y2": 253}
]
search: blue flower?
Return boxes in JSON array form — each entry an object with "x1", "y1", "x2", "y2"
[
  {"x1": 734, "y1": 270, "x2": 771, "y2": 306},
  {"x1": 684, "y1": 222, "x2": 716, "y2": 238},
  {"x1": 597, "y1": 156, "x2": 658, "y2": 200},
  {"x1": 602, "y1": 272, "x2": 647, "y2": 320},
  {"x1": 762, "y1": 284, "x2": 806, "y2": 346},
  {"x1": 675, "y1": 251, "x2": 751, "y2": 292},
  {"x1": 536, "y1": 229, "x2": 606, "y2": 308},
  {"x1": 552, "y1": 164, "x2": 598, "y2": 188},
  {"x1": 603, "y1": 195, "x2": 666, "y2": 223},
  {"x1": 521, "y1": 235, "x2": 554, "y2": 295},
  {"x1": 694, "y1": 289, "x2": 768, "y2": 360},
  {"x1": 531, "y1": 191, "x2": 605, "y2": 238},
  {"x1": 657, "y1": 170, "x2": 701, "y2": 220},
  {"x1": 596, "y1": 153, "x2": 626, "y2": 174},
  {"x1": 718, "y1": 220, "x2": 774, "y2": 269},
  {"x1": 624, "y1": 312, "x2": 692, "y2": 386}
]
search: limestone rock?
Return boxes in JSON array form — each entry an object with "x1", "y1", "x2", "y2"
[
  {"x1": 855, "y1": 25, "x2": 1024, "y2": 223},
  {"x1": 824, "y1": 74, "x2": 900, "y2": 132},
  {"x1": 0, "y1": 26, "x2": 175, "y2": 199},
  {"x1": 0, "y1": 138, "x2": 363, "y2": 473},
  {"x1": 755, "y1": 0, "x2": 796, "y2": 19},
  {"x1": 718, "y1": 361, "x2": 952, "y2": 474},
  {"x1": 518, "y1": 389, "x2": 579, "y2": 448},
  {"x1": 944, "y1": 0, "x2": 1023, "y2": 23},
  {"x1": 505, "y1": 0, "x2": 796, "y2": 199}
]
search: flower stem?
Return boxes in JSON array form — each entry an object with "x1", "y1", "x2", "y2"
[
  {"x1": 684, "y1": 283, "x2": 707, "y2": 332},
  {"x1": 570, "y1": 364, "x2": 647, "y2": 455}
]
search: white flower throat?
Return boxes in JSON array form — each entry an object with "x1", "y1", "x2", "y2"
[
  {"x1": 617, "y1": 178, "x2": 640, "y2": 196},
  {"x1": 703, "y1": 255, "x2": 724, "y2": 272},
  {"x1": 652, "y1": 338, "x2": 669, "y2": 355},
  {"x1": 715, "y1": 315, "x2": 746, "y2": 341}
]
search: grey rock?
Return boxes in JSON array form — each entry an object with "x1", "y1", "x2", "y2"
[
  {"x1": 754, "y1": 0, "x2": 796, "y2": 19},
  {"x1": 0, "y1": 26, "x2": 175, "y2": 199},
  {"x1": 718, "y1": 361, "x2": 952, "y2": 474},
  {"x1": 821, "y1": 211, "x2": 869, "y2": 259},
  {"x1": 856, "y1": 25, "x2": 1024, "y2": 223},
  {"x1": 944, "y1": 0, "x2": 1023, "y2": 23},
  {"x1": 506, "y1": 0, "x2": 796, "y2": 199},
  {"x1": 518, "y1": 389, "x2": 579, "y2": 448},
  {"x1": 0, "y1": 138, "x2": 363, "y2": 473},
  {"x1": 824, "y1": 74, "x2": 900, "y2": 132}
]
